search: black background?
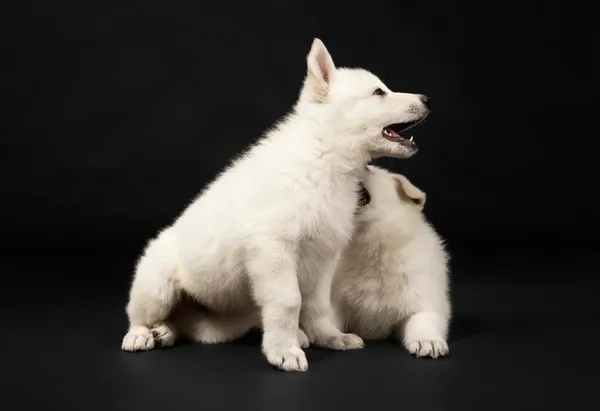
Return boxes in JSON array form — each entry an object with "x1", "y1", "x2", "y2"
[{"x1": 3, "y1": 1, "x2": 599, "y2": 410}]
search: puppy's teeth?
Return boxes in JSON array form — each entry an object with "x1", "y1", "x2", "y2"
[{"x1": 409, "y1": 136, "x2": 414, "y2": 142}]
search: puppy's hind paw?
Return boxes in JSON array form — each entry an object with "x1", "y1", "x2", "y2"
[
  {"x1": 320, "y1": 332, "x2": 365, "y2": 351},
  {"x1": 151, "y1": 323, "x2": 176, "y2": 347},
  {"x1": 297, "y1": 328, "x2": 310, "y2": 348}
]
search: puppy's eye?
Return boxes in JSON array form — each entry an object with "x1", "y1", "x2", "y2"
[
  {"x1": 357, "y1": 183, "x2": 371, "y2": 207},
  {"x1": 373, "y1": 88, "x2": 385, "y2": 96}
]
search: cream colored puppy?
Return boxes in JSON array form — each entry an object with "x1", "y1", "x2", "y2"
[{"x1": 332, "y1": 165, "x2": 451, "y2": 358}]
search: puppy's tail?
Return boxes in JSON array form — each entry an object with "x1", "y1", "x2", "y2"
[{"x1": 170, "y1": 302, "x2": 258, "y2": 344}]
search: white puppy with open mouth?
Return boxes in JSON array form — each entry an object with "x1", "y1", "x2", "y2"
[
  {"x1": 332, "y1": 165, "x2": 451, "y2": 358},
  {"x1": 120, "y1": 39, "x2": 431, "y2": 371}
]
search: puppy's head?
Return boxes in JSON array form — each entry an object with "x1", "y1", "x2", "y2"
[
  {"x1": 357, "y1": 166, "x2": 426, "y2": 222},
  {"x1": 296, "y1": 39, "x2": 430, "y2": 160}
]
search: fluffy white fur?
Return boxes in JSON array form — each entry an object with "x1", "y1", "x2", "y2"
[
  {"x1": 121, "y1": 38, "x2": 430, "y2": 371},
  {"x1": 331, "y1": 165, "x2": 451, "y2": 358}
]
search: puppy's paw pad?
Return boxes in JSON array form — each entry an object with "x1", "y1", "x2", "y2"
[
  {"x1": 297, "y1": 329, "x2": 310, "y2": 349},
  {"x1": 323, "y1": 333, "x2": 365, "y2": 351},
  {"x1": 122, "y1": 328, "x2": 155, "y2": 352},
  {"x1": 264, "y1": 346, "x2": 308, "y2": 372},
  {"x1": 406, "y1": 339, "x2": 449, "y2": 358},
  {"x1": 151, "y1": 323, "x2": 176, "y2": 347}
]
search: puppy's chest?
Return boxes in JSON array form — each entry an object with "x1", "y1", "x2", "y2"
[
  {"x1": 358, "y1": 271, "x2": 408, "y2": 306},
  {"x1": 303, "y1": 181, "x2": 360, "y2": 246},
  {"x1": 341, "y1": 254, "x2": 412, "y2": 315}
]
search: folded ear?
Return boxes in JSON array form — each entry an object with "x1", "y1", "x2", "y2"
[
  {"x1": 394, "y1": 174, "x2": 426, "y2": 209},
  {"x1": 303, "y1": 38, "x2": 336, "y2": 102}
]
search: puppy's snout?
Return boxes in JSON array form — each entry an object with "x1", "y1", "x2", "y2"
[{"x1": 419, "y1": 95, "x2": 431, "y2": 109}]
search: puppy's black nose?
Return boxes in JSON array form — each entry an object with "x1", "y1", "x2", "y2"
[{"x1": 419, "y1": 95, "x2": 431, "y2": 108}]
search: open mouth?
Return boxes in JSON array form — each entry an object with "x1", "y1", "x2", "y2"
[{"x1": 381, "y1": 118, "x2": 424, "y2": 149}]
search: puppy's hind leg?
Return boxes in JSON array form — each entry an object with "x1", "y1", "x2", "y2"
[
  {"x1": 300, "y1": 256, "x2": 364, "y2": 351},
  {"x1": 122, "y1": 234, "x2": 181, "y2": 352}
]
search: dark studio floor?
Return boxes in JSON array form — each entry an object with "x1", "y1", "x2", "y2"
[{"x1": 4, "y1": 250, "x2": 599, "y2": 411}]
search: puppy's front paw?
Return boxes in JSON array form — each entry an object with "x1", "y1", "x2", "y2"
[
  {"x1": 151, "y1": 323, "x2": 176, "y2": 347},
  {"x1": 320, "y1": 332, "x2": 365, "y2": 351},
  {"x1": 122, "y1": 326, "x2": 155, "y2": 352},
  {"x1": 263, "y1": 344, "x2": 308, "y2": 372},
  {"x1": 405, "y1": 339, "x2": 449, "y2": 359},
  {"x1": 297, "y1": 328, "x2": 310, "y2": 349}
]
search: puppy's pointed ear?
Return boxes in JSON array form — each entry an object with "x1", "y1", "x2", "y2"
[
  {"x1": 307, "y1": 38, "x2": 335, "y2": 83},
  {"x1": 303, "y1": 38, "x2": 336, "y2": 102},
  {"x1": 394, "y1": 174, "x2": 426, "y2": 209}
]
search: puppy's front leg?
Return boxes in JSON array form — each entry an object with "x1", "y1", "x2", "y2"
[
  {"x1": 246, "y1": 244, "x2": 308, "y2": 372},
  {"x1": 299, "y1": 256, "x2": 364, "y2": 350}
]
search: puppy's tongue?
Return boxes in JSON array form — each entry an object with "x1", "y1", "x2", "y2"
[{"x1": 384, "y1": 127, "x2": 401, "y2": 138}]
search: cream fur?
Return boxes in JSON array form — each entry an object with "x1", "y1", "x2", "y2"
[
  {"x1": 331, "y1": 165, "x2": 451, "y2": 358},
  {"x1": 121, "y1": 38, "x2": 430, "y2": 372}
]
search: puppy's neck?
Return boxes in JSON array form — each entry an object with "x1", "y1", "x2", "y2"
[{"x1": 285, "y1": 112, "x2": 372, "y2": 175}]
